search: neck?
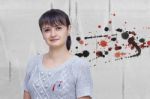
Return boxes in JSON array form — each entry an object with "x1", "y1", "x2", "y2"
[{"x1": 47, "y1": 45, "x2": 72, "y2": 61}]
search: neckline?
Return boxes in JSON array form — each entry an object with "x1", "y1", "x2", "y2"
[{"x1": 39, "y1": 54, "x2": 77, "y2": 72}]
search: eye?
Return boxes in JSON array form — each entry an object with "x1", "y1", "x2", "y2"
[
  {"x1": 56, "y1": 26, "x2": 62, "y2": 30},
  {"x1": 42, "y1": 28, "x2": 50, "y2": 33}
]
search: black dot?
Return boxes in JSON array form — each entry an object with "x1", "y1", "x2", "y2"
[
  {"x1": 116, "y1": 28, "x2": 123, "y2": 32},
  {"x1": 111, "y1": 38, "x2": 116, "y2": 41},
  {"x1": 83, "y1": 50, "x2": 90, "y2": 57},
  {"x1": 75, "y1": 46, "x2": 78, "y2": 49},
  {"x1": 121, "y1": 32, "x2": 129, "y2": 39},
  {"x1": 105, "y1": 51, "x2": 108, "y2": 55},
  {"x1": 76, "y1": 37, "x2": 81, "y2": 41},
  {"x1": 139, "y1": 38, "x2": 145, "y2": 43},
  {"x1": 75, "y1": 53, "x2": 83, "y2": 57},
  {"x1": 104, "y1": 27, "x2": 109, "y2": 31}
]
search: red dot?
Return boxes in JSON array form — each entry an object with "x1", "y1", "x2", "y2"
[
  {"x1": 79, "y1": 40, "x2": 84, "y2": 44},
  {"x1": 115, "y1": 52, "x2": 121, "y2": 58},
  {"x1": 99, "y1": 40, "x2": 108, "y2": 47},
  {"x1": 147, "y1": 41, "x2": 150, "y2": 46},
  {"x1": 108, "y1": 47, "x2": 112, "y2": 51}
]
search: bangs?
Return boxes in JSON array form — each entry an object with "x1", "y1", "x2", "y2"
[
  {"x1": 40, "y1": 15, "x2": 67, "y2": 27},
  {"x1": 39, "y1": 9, "x2": 70, "y2": 31}
]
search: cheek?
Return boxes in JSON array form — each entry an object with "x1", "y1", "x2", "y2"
[{"x1": 42, "y1": 33, "x2": 50, "y2": 40}]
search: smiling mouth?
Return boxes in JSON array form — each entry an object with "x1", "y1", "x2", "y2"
[{"x1": 50, "y1": 39, "x2": 59, "y2": 41}]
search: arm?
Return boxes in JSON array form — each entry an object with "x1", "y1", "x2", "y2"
[
  {"x1": 78, "y1": 96, "x2": 92, "y2": 99},
  {"x1": 75, "y1": 59, "x2": 93, "y2": 99},
  {"x1": 23, "y1": 91, "x2": 31, "y2": 99},
  {"x1": 23, "y1": 55, "x2": 37, "y2": 99}
]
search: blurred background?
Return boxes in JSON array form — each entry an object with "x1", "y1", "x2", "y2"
[{"x1": 0, "y1": 0, "x2": 150, "y2": 99}]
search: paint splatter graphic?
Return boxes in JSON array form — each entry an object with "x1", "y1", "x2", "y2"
[{"x1": 70, "y1": 13, "x2": 150, "y2": 66}]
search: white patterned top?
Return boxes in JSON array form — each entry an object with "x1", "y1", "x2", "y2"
[{"x1": 24, "y1": 54, "x2": 93, "y2": 99}]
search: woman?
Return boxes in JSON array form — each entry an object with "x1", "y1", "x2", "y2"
[{"x1": 23, "y1": 9, "x2": 93, "y2": 99}]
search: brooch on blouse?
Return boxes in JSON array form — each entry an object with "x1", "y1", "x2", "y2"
[{"x1": 52, "y1": 81, "x2": 63, "y2": 91}]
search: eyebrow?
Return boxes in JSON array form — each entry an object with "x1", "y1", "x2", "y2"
[{"x1": 42, "y1": 25, "x2": 64, "y2": 29}]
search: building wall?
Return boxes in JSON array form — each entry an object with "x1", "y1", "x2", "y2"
[{"x1": 0, "y1": 0, "x2": 150, "y2": 99}]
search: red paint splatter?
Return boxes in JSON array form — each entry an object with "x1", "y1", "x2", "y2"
[
  {"x1": 114, "y1": 52, "x2": 126, "y2": 58},
  {"x1": 99, "y1": 40, "x2": 108, "y2": 47},
  {"x1": 140, "y1": 43, "x2": 147, "y2": 48},
  {"x1": 96, "y1": 51, "x2": 105, "y2": 57},
  {"x1": 115, "y1": 52, "x2": 121, "y2": 58},
  {"x1": 108, "y1": 47, "x2": 112, "y2": 51},
  {"x1": 121, "y1": 53, "x2": 126, "y2": 56},
  {"x1": 115, "y1": 44, "x2": 122, "y2": 50},
  {"x1": 79, "y1": 40, "x2": 84, "y2": 45},
  {"x1": 147, "y1": 41, "x2": 150, "y2": 46}
]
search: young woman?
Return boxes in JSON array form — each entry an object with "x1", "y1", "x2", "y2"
[{"x1": 23, "y1": 9, "x2": 93, "y2": 99}]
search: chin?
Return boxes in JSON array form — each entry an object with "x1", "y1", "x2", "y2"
[{"x1": 48, "y1": 43, "x2": 64, "y2": 48}]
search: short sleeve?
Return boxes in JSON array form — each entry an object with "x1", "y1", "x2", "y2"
[
  {"x1": 75, "y1": 59, "x2": 93, "y2": 98},
  {"x1": 24, "y1": 68, "x2": 30, "y2": 92},
  {"x1": 24, "y1": 55, "x2": 38, "y2": 92}
]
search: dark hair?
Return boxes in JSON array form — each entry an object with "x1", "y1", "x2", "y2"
[{"x1": 39, "y1": 9, "x2": 71, "y2": 50}]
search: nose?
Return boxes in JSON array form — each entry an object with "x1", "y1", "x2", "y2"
[{"x1": 50, "y1": 28, "x2": 56, "y2": 37}]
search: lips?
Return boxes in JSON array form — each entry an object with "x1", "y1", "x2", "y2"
[{"x1": 50, "y1": 39, "x2": 59, "y2": 41}]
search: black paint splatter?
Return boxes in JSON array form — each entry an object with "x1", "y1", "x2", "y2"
[
  {"x1": 128, "y1": 36, "x2": 141, "y2": 57},
  {"x1": 84, "y1": 34, "x2": 117, "y2": 40},
  {"x1": 111, "y1": 37, "x2": 117, "y2": 41},
  {"x1": 75, "y1": 50, "x2": 90, "y2": 57},
  {"x1": 105, "y1": 51, "x2": 109, "y2": 55},
  {"x1": 83, "y1": 50, "x2": 90, "y2": 57},
  {"x1": 104, "y1": 27, "x2": 109, "y2": 31},
  {"x1": 76, "y1": 37, "x2": 81, "y2": 41},
  {"x1": 122, "y1": 31, "x2": 129, "y2": 39},
  {"x1": 116, "y1": 28, "x2": 123, "y2": 32},
  {"x1": 75, "y1": 53, "x2": 83, "y2": 57},
  {"x1": 139, "y1": 38, "x2": 145, "y2": 43}
]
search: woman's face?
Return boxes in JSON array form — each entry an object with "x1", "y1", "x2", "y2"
[{"x1": 41, "y1": 24, "x2": 70, "y2": 49}]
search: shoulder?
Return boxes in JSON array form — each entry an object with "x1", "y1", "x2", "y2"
[
  {"x1": 27, "y1": 54, "x2": 41, "y2": 66},
  {"x1": 71, "y1": 55, "x2": 91, "y2": 72},
  {"x1": 26, "y1": 54, "x2": 41, "y2": 73},
  {"x1": 73, "y1": 56, "x2": 90, "y2": 67}
]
